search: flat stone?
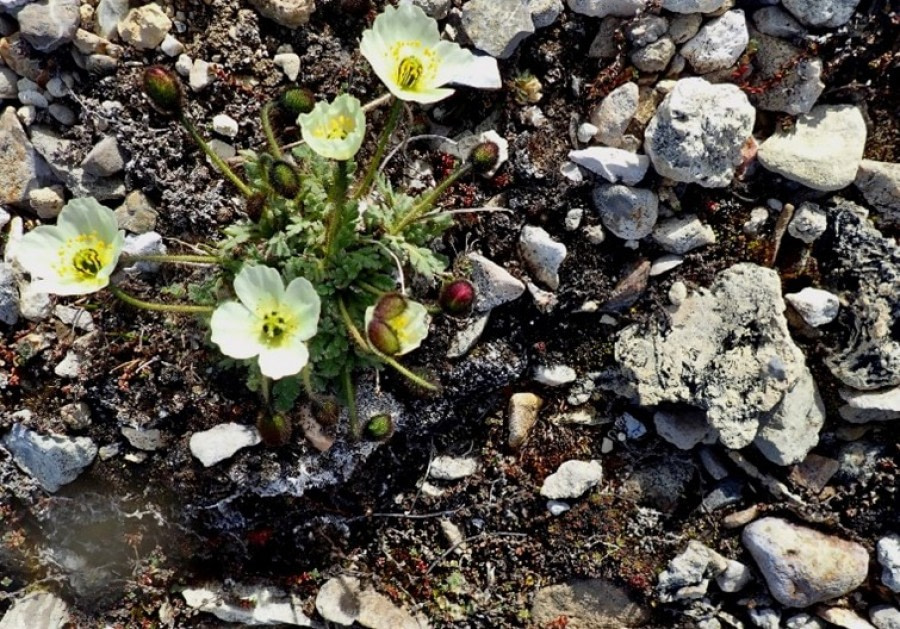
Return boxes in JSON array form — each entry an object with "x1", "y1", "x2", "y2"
[
  {"x1": 654, "y1": 408, "x2": 716, "y2": 450},
  {"x1": 540, "y1": 460, "x2": 603, "y2": 500},
  {"x1": 752, "y1": 32, "x2": 824, "y2": 116},
  {"x1": 0, "y1": 592, "x2": 70, "y2": 629},
  {"x1": 531, "y1": 579, "x2": 650, "y2": 628},
  {"x1": 878, "y1": 535, "x2": 900, "y2": 592},
  {"x1": 652, "y1": 214, "x2": 716, "y2": 254},
  {"x1": 182, "y1": 583, "x2": 312, "y2": 625},
  {"x1": 429, "y1": 455, "x2": 479, "y2": 480},
  {"x1": 788, "y1": 453, "x2": 840, "y2": 494},
  {"x1": 569, "y1": 147, "x2": 650, "y2": 185},
  {"x1": 54, "y1": 304, "x2": 95, "y2": 332},
  {"x1": 591, "y1": 82, "x2": 639, "y2": 147},
  {"x1": 315, "y1": 576, "x2": 361, "y2": 626},
  {"x1": 782, "y1": 0, "x2": 861, "y2": 28},
  {"x1": 0, "y1": 106, "x2": 53, "y2": 207},
  {"x1": 753, "y1": 367, "x2": 826, "y2": 465},
  {"x1": 467, "y1": 253, "x2": 525, "y2": 312},
  {"x1": 870, "y1": 606, "x2": 900, "y2": 629},
  {"x1": 519, "y1": 225, "x2": 566, "y2": 289},
  {"x1": 649, "y1": 254, "x2": 684, "y2": 276},
  {"x1": 189, "y1": 423, "x2": 261, "y2": 467},
  {"x1": 461, "y1": 0, "x2": 535, "y2": 59},
  {"x1": 742, "y1": 517, "x2": 869, "y2": 608},
  {"x1": 854, "y1": 160, "x2": 900, "y2": 228},
  {"x1": 356, "y1": 589, "x2": 422, "y2": 629},
  {"x1": 17, "y1": 0, "x2": 80, "y2": 52},
  {"x1": 681, "y1": 11, "x2": 748, "y2": 74},
  {"x1": 117, "y1": 3, "x2": 172, "y2": 50},
  {"x1": 212, "y1": 113, "x2": 239, "y2": 139},
  {"x1": 534, "y1": 364, "x2": 577, "y2": 386},
  {"x1": 788, "y1": 202, "x2": 827, "y2": 243},
  {"x1": 758, "y1": 105, "x2": 866, "y2": 192},
  {"x1": 662, "y1": 0, "x2": 729, "y2": 12},
  {"x1": 657, "y1": 541, "x2": 727, "y2": 602},
  {"x1": 568, "y1": 0, "x2": 649, "y2": 18},
  {"x1": 82, "y1": 135, "x2": 126, "y2": 177},
  {"x1": 247, "y1": 0, "x2": 315, "y2": 28},
  {"x1": 447, "y1": 312, "x2": 489, "y2": 359},
  {"x1": 839, "y1": 387, "x2": 900, "y2": 423},
  {"x1": 785, "y1": 287, "x2": 839, "y2": 327},
  {"x1": 644, "y1": 78, "x2": 755, "y2": 188},
  {"x1": 508, "y1": 392, "x2": 543, "y2": 449},
  {"x1": 592, "y1": 184, "x2": 658, "y2": 240},
  {"x1": 2, "y1": 423, "x2": 97, "y2": 493},
  {"x1": 95, "y1": 0, "x2": 128, "y2": 40},
  {"x1": 30, "y1": 125, "x2": 125, "y2": 201},
  {"x1": 121, "y1": 426, "x2": 165, "y2": 451},
  {"x1": 753, "y1": 6, "x2": 807, "y2": 38}
]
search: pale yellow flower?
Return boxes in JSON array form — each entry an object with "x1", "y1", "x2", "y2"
[
  {"x1": 298, "y1": 94, "x2": 365, "y2": 161},
  {"x1": 364, "y1": 293, "x2": 430, "y2": 356}
]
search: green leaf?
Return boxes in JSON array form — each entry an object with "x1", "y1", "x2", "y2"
[{"x1": 272, "y1": 376, "x2": 302, "y2": 412}]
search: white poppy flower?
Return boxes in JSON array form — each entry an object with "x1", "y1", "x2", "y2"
[
  {"x1": 364, "y1": 293, "x2": 430, "y2": 356},
  {"x1": 15, "y1": 197, "x2": 125, "y2": 296},
  {"x1": 210, "y1": 265, "x2": 321, "y2": 380},
  {"x1": 298, "y1": 94, "x2": 366, "y2": 161},
  {"x1": 360, "y1": 3, "x2": 499, "y2": 104}
]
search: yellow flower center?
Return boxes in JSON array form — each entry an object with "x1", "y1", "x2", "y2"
[
  {"x1": 55, "y1": 232, "x2": 114, "y2": 282},
  {"x1": 314, "y1": 114, "x2": 355, "y2": 141},
  {"x1": 258, "y1": 307, "x2": 296, "y2": 347},
  {"x1": 396, "y1": 56, "x2": 424, "y2": 90}
]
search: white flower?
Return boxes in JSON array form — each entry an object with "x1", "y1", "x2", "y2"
[
  {"x1": 210, "y1": 265, "x2": 321, "y2": 380},
  {"x1": 298, "y1": 94, "x2": 366, "y2": 161},
  {"x1": 360, "y1": 3, "x2": 499, "y2": 104},
  {"x1": 15, "y1": 197, "x2": 125, "y2": 296},
  {"x1": 364, "y1": 293, "x2": 430, "y2": 356}
]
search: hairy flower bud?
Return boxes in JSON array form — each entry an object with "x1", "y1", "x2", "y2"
[
  {"x1": 365, "y1": 413, "x2": 393, "y2": 440},
  {"x1": 279, "y1": 87, "x2": 316, "y2": 117},
  {"x1": 367, "y1": 318, "x2": 401, "y2": 355},
  {"x1": 469, "y1": 141, "x2": 501, "y2": 175},
  {"x1": 439, "y1": 279, "x2": 475, "y2": 316},
  {"x1": 269, "y1": 160, "x2": 301, "y2": 198},
  {"x1": 373, "y1": 292, "x2": 407, "y2": 321},
  {"x1": 142, "y1": 66, "x2": 183, "y2": 116},
  {"x1": 257, "y1": 412, "x2": 292, "y2": 447}
]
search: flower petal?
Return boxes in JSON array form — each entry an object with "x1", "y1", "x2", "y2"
[
  {"x1": 31, "y1": 276, "x2": 108, "y2": 296},
  {"x1": 372, "y1": 4, "x2": 440, "y2": 49},
  {"x1": 257, "y1": 336, "x2": 310, "y2": 380},
  {"x1": 58, "y1": 197, "x2": 121, "y2": 244},
  {"x1": 396, "y1": 86, "x2": 456, "y2": 104},
  {"x1": 210, "y1": 301, "x2": 260, "y2": 359},
  {"x1": 392, "y1": 299, "x2": 431, "y2": 355},
  {"x1": 430, "y1": 41, "x2": 479, "y2": 87},
  {"x1": 15, "y1": 225, "x2": 67, "y2": 279},
  {"x1": 233, "y1": 265, "x2": 284, "y2": 313},
  {"x1": 283, "y1": 277, "x2": 321, "y2": 341}
]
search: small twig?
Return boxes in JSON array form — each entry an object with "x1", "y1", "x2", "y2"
[{"x1": 768, "y1": 202, "x2": 796, "y2": 267}]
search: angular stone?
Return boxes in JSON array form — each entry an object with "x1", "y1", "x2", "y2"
[
  {"x1": 519, "y1": 225, "x2": 566, "y2": 290},
  {"x1": 785, "y1": 287, "x2": 840, "y2": 328},
  {"x1": 752, "y1": 32, "x2": 824, "y2": 116},
  {"x1": 461, "y1": 0, "x2": 535, "y2": 59},
  {"x1": 540, "y1": 460, "x2": 603, "y2": 499},
  {"x1": 652, "y1": 214, "x2": 716, "y2": 254},
  {"x1": 839, "y1": 387, "x2": 900, "y2": 423},
  {"x1": 247, "y1": 0, "x2": 315, "y2": 28},
  {"x1": 117, "y1": 3, "x2": 172, "y2": 50},
  {"x1": 854, "y1": 160, "x2": 900, "y2": 228},
  {"x1": 2, "y1": 423, "x2": 97, "y2": 493},
  {"x1": 189, "y1": 423, "x2": 261, "y2": 467},
  {"x1": 662, "y1": 0, "x2": 729, "y2": 12},
  {"x1": 81, "y1": 135, "x2": 126, "y2": 176},
  {"x1": 753, "y1": 367, "x2": 826, "y2": 465},
  {"x1": 782, "y1": 0, "x2": 861, "y2": 28},
  {"x1": 0, "y1": 107, "x2": 53, "y2": 207},
  {"x1": 467, "y1": 253, "x2": 525, "y2": 312},
  {"x1": 681, "y1": 11, "x2": 748, "y2": 74},
  {"x1": 569, "y1": 147, "x2": 649, "y2": 185},
  {"x1": 593, "y1": 184, "x2": 658, "y2": 240},
  {"x1": 567, "y1": 0, "x2": 648, "y2": 18},
  {"x1": 591, "y1": 81, "x2": 639, "y2": 147},
  {"x1": 17, "y1": 0, "x2": 80, "y2": 53},
  {"x1": 532, "y1": 579, "x2": 650, "y2": 628}
]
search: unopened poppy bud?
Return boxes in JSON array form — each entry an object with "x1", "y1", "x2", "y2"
[
  {"x1": 142, "y1": 66, "x2": 183, "y2": 116},
  {"x1": 279, "y1": 87, "x2": 316, "y2": 118},
  {"x1": 269, "y1": 160, "x2": 301, "y2": 198},
  {"x1": 365, "y1": 413, "x2": 393, "y2": 440},
  {"x1": 367, "y1": 318, "x2": 400, "y2": 355},
  {"x1": 373, "y1": 292, "x2": 407, "y2": 321},
  {"x1": 469, "y1": 141, "x2": 501, "y2": 175},
  {"x1": 439, "y1": 279, "x2": 475, "y2": 316},
  {"x1": 257, "y1": 412, "x2": 292, "y2": 447}
]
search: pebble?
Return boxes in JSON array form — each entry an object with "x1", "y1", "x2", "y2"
[
  {"x1": 569, "y1": 147, "x2": 650, "y2": 185},
  {"x1": 460, "y1": 0, "x2": 535, "y2": 59},
  {"x1": 626, "y1": 15, "x2": 668, "y2": 47},
  {"x1": 623, "y1": 413, "x2": 647, "y2": 439},
  {"x1": 750, "y1": 608, "x2": 783, "y2": 629},
  {"x1": 657, "y1": 541, "x2": 725, "y2": 602},
  {"x1": 654, "y1": 408, "x2": 716, "y2": 450},
  {"x1": 591, "y1": 81, "x2": 639, "y2": 147},
  {"x1": 175, "y1": 53, "x2": 193, "y2": 77},
  {"x1": 742, "y1": 517, "x2": 869, "y2": 607},
  {"x1": 81, "y1": 135, "x2": 126, "y2": 177},
  {"x1": 788, "y1": 202, "x2": 827, "y2": 243},
  {"x1": 508, "y1": 392, "x2": 543, "y2": 449},
  {"x1": 817, "y1": 608, "x2": 877, "y2": 629},
  {"x1": 519, "y1": 225, "x2": 566, "y2": 290},
  {"x1": 758, "y1": 104, "x2": 866, "y2": 192},
  {"x1": 447, "y1": 312, "x2": 489, "y2": 359},
  {"x1": 588, "y1": 17, "x2": 621, "y2": 58},
  {"x1": 854, "y1": 160, "x2": 900, "y2": 227},
  {"x1": 652, "y1": 214, "x2": 716, "y2": 254},
  {"x1": 315, "y1": 576, "x2": 361, "y2": 625},
  {"x1": 413, "y1": 0, "x2": 451, "y2": 19},
  {"x1": 159, "y1": 33, "x2": 184, "y2": 57},
  {"x1": 189, "y1": 423, "x2": 261, "y2": 467},
  {"x1": 117, "y1": 3, "x2": 172, "y2": 50},
  {"x1": 94, "y1": 0, "x2": 128, "y2": 40},
  {"x1": 540, "y1": 460, "x2": 603, "y2": 500},
  {"x1": 17, "y1": 0, "x2": 80, "y2": 53},
  {"x1": 576, "y1": 122, "x2": 598, "y2": 144},
  {"x1": 357, "y1": 589, "x2": 424, "y2": 629},
  {"x1": 753, "y1": 33, "x2": 824, "y2": 116},
  {"x1": 568, "y1": 0, "x2": 649, "y2": 18},
  {"x1": 0, "y1": 263, "x2": 18, "y2": 325},
  {"x1": 530, "y1": 0, "x2": 563, "y2": 28},
  {"x1": 668, "y1": 281, "x2": 688, "y2": 306},
  {"x1": 531, "y1": 579, "x2": 650, "y2": 628},
  {"x1": 54, "y1": 305, "x2": 94, "y2": 332},
  {"x1": 788, "y1": 453, "x2": 839, "y2": 493},
  {"x1": 662, "y1": 0, "x2": 729, "y2": 12},
  {"x1": 744, "y1": 207, "x2": 770, "y2": 235},
  {"x1": 273, "y1": 52, "x2": 301, "y2": 81},
  {"x1": 1, "y1": 423, "x2": 97, "y2": 493},
  {"x1": 533, "y1": 364, "x2": 576, "y2": 387},
  {"x1": 59, "y1": 402, "x2": 92, "y2": 431},
  {"x1": 18, "y1": 89, "x2": 48, "y2": 109},
  {"x1": 121, "y1": 426, "x2": 165, "y2": 451},
  {"x1": 782, "y1": 0, "x2": 861, "y2": 28},
  {"x1": 630, "y1": 37, "x2": 676, "y2": 73},
  {"x1": 121, "y1": 231, "x2": 165, "y2": 274},
  {"x1": 85, "y1": 54, "x2": 118, "y2": 75},
  {"x1": 753, "y1": 6, "x2": 807, "y2": 38},
  {"x1": 681, "y1": 11, "x2": 748, "y2": 74},
  {"x1": 716, "y1": 558, "x2": 752, "y2": 593},
  {"x1": 838, "y1": 387, "x2": 900, "y2": 423},
  {"x1": 870, "y1": 606, "x2": 900, "y2": 629},
  {"x1": 467, "y1": 252, "x2": 525, "y2": 312},
  {"x1": 0, "y1": 592, "x2": 70, "y2": 629},
  {"x1": 593, "y1": 184, "x2": 659, "y2": 240},
  {"x1": 668, "y1": 13, "x2": 702, "y2": 43},
  {"x1": 211, "y1": 113, "x2": 239, "y2": 139},
  {"x1": 49, "y1": 103, "x2": 76, "y2": 126},
  {"x1": 584, "y1": 224, "x2": 606, "y2": 245},
  {"x1": 784, "y1": 287, "x2": 840, "y2": 328},
  {"x1": 546, "y1": 500, "x2": 570, "y2": 516},
  {"x1": 27, "y1": 185, "x2": 64, "y2": 219},
  {"x1": 0, "y1": 67, "x2": 16, "y2": 99},
  {"x1": 18, "y1": 283, "x2": 50, "y2": 321},
  {"x1": 644, "y1": 78, "x2": 755, "y2": 188},
  {"x1": 54, "y1": 350, "x2": 83, "y2": 378},
  {"x1": 182, "y1": 583, "x2": 311, "y2": 625},
  {"x1": 115, "y1": 190, "x2": 158, "y2": 234},
  {"x1": 564, "y1": 208, "x2": 584, "y2": 231},
  {"x1": 247, "y1": 0, "x2": 315, "y2": 28},
  {"x1": 785, "y1": 614, "x2": 827, "y2": 629},
  {"x1": 878, "y1": 535, "x2": 900, "y2": 592},
  {"x1": 429, "y1": 455, "x2": 479, "y2": 480},
  {"x1": 649, "y1": 254, "x2": 684, "y2": 276},
  {"x1": 189, "y1": 58, "x2": 213, "y2": 92}
]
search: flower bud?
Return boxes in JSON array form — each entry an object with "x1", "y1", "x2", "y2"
[
  {"x1": 373, "y1": 292, "x2": 407, "y2": 321},
  {"x1": 269, "y1": 160, "x2": 301, "y2": 198},
  {"x1": 257, "y1": 412, "x2": 292, "y2": 447},
  {"x1": 367, "y1": 318, "x2": 400, "y2": 356},
  {"x1": 439, "y1": 279, "x2": 475, "y2": 316},
  {"x1": 142, "y1": 66, "x2": 183, "y2": 116},
  {"x1": 364, "y1": 413, "x2": 393, "y2": 440},
  {"x1": 469, "y1": 141, "x2": 501, "y2": 175},
  {"x1": 279, "y1": 87, "x2": 316, "y2": 118}
]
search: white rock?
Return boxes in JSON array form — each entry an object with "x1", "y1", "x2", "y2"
[
  {"x1": 785, "y1": 287, "x2": 839, "y2": 327},
  {"x1": 182, "y1": 583, "x2": 311, "y2": 625},
  {"x1": 208, "y1": 139, "x2": 235, "y2": 160},
  {"x1": 649, "y1": 254, "x2": 684, "y2": 276},
  {"x1": 576, "y1": 122, "x2": 599, "y2": 144},
  {"x1": 519, "y1": 225, "x2": 566, "y2": 289},
  {"x1": 569, "y1": 147, "x2": 649, "y2": 185},
  {"x1": 122, "y1": 232, "x2": 166, "y2": 274},
  {"x1": 758, "y1": 104, "x2": 866, "y2": 192},
  {"x1": 854, "y1": 160, "x2": 900, "y2": 227},
  {"x1": 782, "y1": 0, "x2": 861, "y2": 28},
  {"x1": 447, "y1": 312, "x2": 489, "y2": 359},
  {"x1": 0, "y1": 67, "x2": 17, "y2": 99},
  {"x1": 753, "y1": 367, "x2": 826, "y2": 466},
  {"x1": 540, "y1": 460, "x2": 603, "y2": 499},
  {"x1": 28, "y1": 185, "x2": 65, "y2": 219},
  {"x1": 508, "y1": 392, "x2": 543, "y2": 449},
  {"x1": 18, "y1": 282, "x2": 50, "y2": 322},
  {"x1": 870, "y1": 605, "x2": 900, "y2": 629},
  {"x1": 560, "y1": 161, "x2": 584, "y2": 182},
  {"x1": 429, "y1": 455, "x2": 479, "y2": 480},
  {"x1": 744, "y1": 207, "x2": 770, "y2": 236},
  {"x1": 189, "y1": 423, "x2": 261, "y2": 467},
  {"x1": 592, "y1": 184, "x2": 658, "y2": 240},
  {"x1": 467, "y1": 252, "x2": 525, "y2": 312},
  {"x1": 159, "y1": 33, "x2": 184, "y2": 57},
  {"x1": 662, "y1": 0, "x2": 729, "y2": 12},
  {"x1": 212, "y1": 113, "x2": 239, "y2": 138},
  {"x1": 175, "y1": 53, "x2": 193, "y2": 77},
  {"x1": 534, "y1": 364, "x2": 576, "y2": 386},
  {"x1": 247, "y1": 0, "x2": 315, "y2": 29},
  {"x1": 117, "y1": 3, "x2": 172, "y2": 50},
  {"x1": 668, "y1": 281, "x2": 688, "y2": 306},
  {"x1": 652, "y1": 214, "x2": 716, "y2": 254},
  {"x1": 681, "y1": 11, "x2": 749, "y2": 75},
  {"x1": 630, "y1": 37, "x2": 676, "y2": 73},
  {"x1": 0, "y1": 592, "x2": 70, "y2": 629},
  {"x1": 564, "y1": 208, "x2": 584, "y2": 231},
  {"x1": 787, "y1": 202, "x2": 827, "y2": 243},
  {"x1": 95, "y1": 0, "x2": 128, "y2": 40},
  {"x1": 753, "y1": 33, "x2": 824, "y2": 116},
  {"x1": 547, "y1": 500, "x2": 571, "y2": 516},
  {"x1": 273, "y1": 52, "x2": 301, "y2": 81},
  {"x1": 567, "y1": 0, "x2": 648, "y2": 18},
  {"x1": 839, "y1": 387, "x2": 900, "y2": 423},
  {"x1": 591, "y1": 82, "x2": 639, "y2": 147},
  {"x1": 817, "y1": 608, "x2": 877, "y2": 629},
  {"x1": 716, "y1": 559, "x2": 752, "y2": 593},
  {"x1": 1, "y1": 423, "x2": 97, "y2": 492},
  {"x1": 449, "y1": 54, "x2": 503, "y2": 90},
  {"x1": 189, "y1": 58, "x2": 213, "y2": 92},
  {"x1": 315, "y1": 576, "x2": 361, "y2": 626},
  {"x1": 878, "y1": 535, "x2": 900, "y2": 593}
]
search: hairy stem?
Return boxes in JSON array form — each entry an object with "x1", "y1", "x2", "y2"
[
  {"x1": 379, "y1": 354, "x2": 439, "y2": 392},
  {"x1": 261, "y1": 102, "x2": 284, "y2": 160},
  {"x1": 353, "y1": 98, "x2": 403, "y2": 200},
  {"x1": 324, "y1": 160, "x2": 351, "y2": 259},
  {"x1": 337, "y1": 296, "x2": 369, "y2": 352},
  {"x1": 361, "y1": 93, "x2": 392, "y2": 113},
  {"x1": 389, "y1": 163, "x2": 472, "y2": 235},
  {"x1": 109, "y1": 285, "x2": 214, "y2": 314},
  {"x1": 121, "y1": 254, "x2": 221, "y2": 265},
  {"x1": 342, "y1": 367, "x2": 360, "y2": 441},
  {"x1": 180, "y1": 115, "x2": 253, "y2": 197}
]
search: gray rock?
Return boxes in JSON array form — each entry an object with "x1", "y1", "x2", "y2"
[
  {"x1": 247, "y1": 0, "x2": 315, "y2": 28},
  {"x1": 95, "y1": 0, "x2": 129, "y2": 40},
  {"x1": 2, "y1": 423, "x2": 97, "y2": 492},
  {"x1": 644, "y1": 78, "x2": 755, "y2": 188},
  {"x1": 121, "y1": 426, "x2": 165, "y2": 451},
  {"x1": 652, "y1": 214, "x2": 716, "y2": 254},
  {"x1": 654, "y1": 408, "x2": 717, "y2": 450},
  {"x1": 588, "y1": 17, "x2": 622, "y2": 58},
  {"x1": 0, "y1": 262, "x2": 18, "y2": 325},
  {"x1": 530, "y1": 0, "x2": 563, "y2": 28},
  {"x1": 467, "y1": 253, "x2": 526, "y2": 312},
  {"x1": 878, "y1": 535, "x2": 900, "y2": 592},
  {"x1": 117, "y1": 3, "x2": 172, "y2": 49},
  {"x1": 788, "y1": 202, "x2": 827, "y2": 243},
  {"x1": 81, "y1": 135, "x2": 126, "y2": 176},
  {"x1": 753, "y1": 367, "x2": 826, "y2": 465},
  {"x1": 681, "y1": 11, "x2": 748, "y2": 74},
  {"x1": 821, "y1": 200, "x2": 900, "y2": 390},
  {"x1": 657, "y1": 541, "x2": 727, "y2": 603},
  {"x1": 429, "y1": 455, "x2": 479, "y2": 480},
  {"x1": 630, "y1": 37, "x2": 676, "y2": 73},
  {"x1": 567, "y1": 0, "x2": 648, "y2": 18},
  {"x1": 0, "y1": 106, "x2": 53, "y2": 207},
  {"x1": 614, "y1": 263, "x2": 807, "y2": 449},
  {"x1": 121, "y1": 231, "x2": 166, "y2": 274},
  {"x1": 785, "y1": 613, "x2": 826, "y2": 629},
  {"x1": 854, "y1": 160, "x2": 900, "y2": 227},
  {"x1": 839, "y1": 387, "x2": 900, "y2": 423},
  {"x1": 592, "y1": 184, "x2": 658, "y2": 240},
  {"x1": 115, "y1": 190, "x2": 158, "y2": 233},
  {"x1": 662, "y1": 0, "x2": 729, "y2": 12},
  {"x1": 626, "y1": 15, "x2": 669, "y2": 47},
  {"x1": 668, "y1": 13, "x2": 702, "y2": 43},
  {"x1": 649, "y1": 254, "x2": 684, "y2": 276},
  {"x1": 540, "y1": 460, "x2": 603, "y2": 499},
  {"x1": 18, "y1": 283, "x2": 50, "y2": 321},
  {"x1": 461, "y1": 0, "x2": 535, "y2": 59},
  {"x1": 758, "y1": 105, "x2": 866, "y2": 191},
  {"x1": 48, "y1": 103, "x2": 76, "y2": 126},
  {"x1": 519, "y1": 225, "x2": 566, "y2": 290},
  {"x1": 716, "y1": 558, "x2": 752, "y2": 593},
  {"x1": 569, "y1": 147, "x2": 649, "y2": 185},
  {"x1": 591, "y1": 82, "x2": 640, "y2": 147},
  {"x1": 0, "y1": 67, "x2": 16, "y2": 99},
  {"x1": 29, "y1": 125, "x2": 125, "y2": 201},
  {"x1": 752, "y1": 32, "x2": 824, "y2": 115},
  {"x1": 356, "y1": 589, "x2": 424, "y2": 629},
  {"x1": 447, "y1": 312, "x2": 489, "y2": 359},
  {"x1": 782, "y1": 0, "x2": 861, "y2": 28},
  {"x1": 315, "y1": 576, "x2": 361, "y2": 626},
  {"x1": 54, "y1": 304, "x2": 95, "y2": 332},
  {"x1": 189, "y1": 423, "x2": 261, "y2": 467},
  {"x1": 742, "y1": 517, "x2": 869, "y2": 607},
  {"x1": 870, "y1": 606, "x2": 900, "y2": 629},
  {"x1": 753, "y1": 6, "x2": 807, "y2": 38},
  {"x1": 182, "y1": 582, "x2": 313, "y2": 625},
  {"x1": 0, "y1": 592, "x2": 70, "y2": 629},
  {"x1": 785, "y1": 287, "x2": 840, "y2": 327},
  {"x1": 534, "y1": 364, "x2": 576, "y2": 386},
  {"x1": 59, "y1": 402, "x2": 91, "y2": 430},
  {"x1": 528, "y1": 279, "x2": 559, "y2": 312},
  {"x1": 17, "y1": 0, "x2": 79, "y2": 52},
  {"x1": 412, "y1": 0, "x2": 451, "y2": 19},
  {"x1": 531, "y1": 579, "x2": 650, "y2": 628}
]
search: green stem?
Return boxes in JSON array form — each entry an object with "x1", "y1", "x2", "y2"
[
  {"x1": 261, "y1": 102, "x2": 284, "y2": 160},
  {"x1": 353, "y1": 98, "x2": 403, "y2": 200},
  {"x1": 389, "y1": 163, "x2": 472, "y2": 235},
  {"x1": 337, "y1": 296, "x2": 369, "y2": 352},
  {"x1": 121, "y1": 254, "x2": 221, "y2": 265},
  {"x1": 356, "y1": 281, "x2": 385, "y2": 296},
  {"x1": 180, "y1": 115, "x2": 253, "y2": 197},
  {"x1": 301, "y1": 366, "x2": 314, "y2": 397},
  {"x1": 260, "y1": 375, "x2": 271, "y2": 405},
  {"x1": 324, "y1": 160, "x2": 351, "y2": 259},
  {"x1": 342, "y1": 367, "x2": 360, "y2": 441},
  {"x1": 108, "y1": 285, "x2": 214, "y2": 314},
  {"x1": 379, "y1": 354, "x2": 439, "y2": 392}
]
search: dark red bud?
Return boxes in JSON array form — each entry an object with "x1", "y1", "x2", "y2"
[
  {"x1": 373, "y1": 292, "x2": 407, "y2": 321},
  {"x1": 469, "y1": 141, "x2": 501, "y2": 174},
  {"x1": 142, "y1": 66, "x2": 183, "y2": 116},
  {"x1": 439, "y1": 279, "x2": 475, "y2": 316},
  {"x1": 367, "y1": 318, "x2": 400, "y2": 355}
]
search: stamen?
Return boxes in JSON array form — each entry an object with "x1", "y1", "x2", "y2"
[
  {"x1": 261, "y1": 310, "x2": 290, "y2": 342},
  {"x1": 396, "y1": 56, "x2": 424, "y2": 90},
  {"x1": 72, "y1": 248, "x2": 103, "y2": 277}
]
